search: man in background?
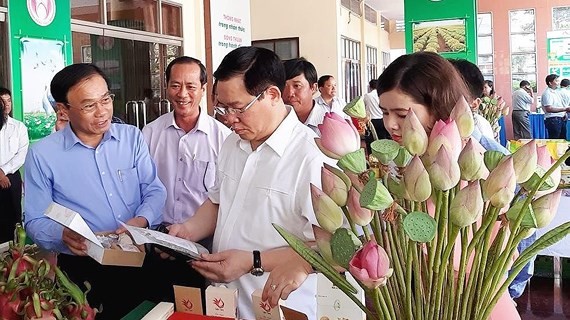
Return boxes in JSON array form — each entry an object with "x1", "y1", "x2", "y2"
[
  {"x1": 363, "y1": 79, "x2": 389, "y2": 151},
  {"x1": 541, "y1": 74, "x2": 569, "y2": 139},
  {"x1": 314, "y1": 75, "x2": 347, "y2": 115},
  {"x1": 511, "y1": 80, "x2": 534, "y2": 140},
  {"x1": 142, "y1": 56, "x2": 230, "y2": 302}
]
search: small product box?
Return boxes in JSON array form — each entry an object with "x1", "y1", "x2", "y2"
[
  {"x1": 316, "y1": 273, "x2": 366, "y2": 320},
  {"x1": 205, "y1": 285, "x2": 238, "y2": 319},
  {"x1": 141, "y1": 302, "x2": 174, "y2": 320},
  {"x1": 44, "y1": 202, "x2": 145, "y2": 267},
  {"x1": 251, "y1": 289, "x2": 284, "y2": 320},
  {"x1": 174, "y1": 285, "x2": 203, "y2": 315}
]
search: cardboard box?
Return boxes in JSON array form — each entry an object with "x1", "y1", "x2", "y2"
[
  {"x1": 205, "y1": 285, "x2": 238, "y2": 319},
  {"x1": 251, "y1": 289, "x2": 284, "y2": 320},
  {"x1": 44, "y1": 202, "x2": 145, "y2": 267},
  {"x1": 174, "y1": 285, "x2": 203, "y2": 315},
  {"x1": 142, "y1": 302, "x2": 174, "y2": 320},
  {"x1": 316, "y1": 273, "x2": 366, "y2": 320}
]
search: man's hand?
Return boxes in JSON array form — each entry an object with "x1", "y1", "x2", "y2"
[
  {"x1": 115, "y1": 216, "x2": 148, "y2": 234},
  {"x1": 261, "y1": 254, "x2": 312, "y2": 307},
  {"x1": 0, "y1": 175, "x2": 10, "y2": 189},
  {"x1": 191, "y1": 249, "x2": 251, "y2": 283},
  {"x1": 62, "y1": 227, "x2": 88, "y2": 256}
]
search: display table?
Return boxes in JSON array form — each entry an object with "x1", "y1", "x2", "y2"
[
  {"x1": 537, "y1": 192, "x2": 570, "y2": 258},
  {"x1": 529, "y1": 113, "x2": 546, "y2": 139}
]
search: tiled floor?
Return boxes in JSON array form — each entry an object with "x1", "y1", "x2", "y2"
[{"x1": 515, "y1": 276, "x2": 570, "y2": 319}]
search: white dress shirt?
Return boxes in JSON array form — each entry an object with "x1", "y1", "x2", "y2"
[
  {"x1": 142, "y1": 110, "x2": 230, "y2": 224},
  {"x1": 363, "y1": 89, "x2": 383, "y2": 119},
  {"x1": 306, "y1": 96, "x2": 349, "y2": 134},
  {"x1": 0, "y1": 117, "x2": 29, "y2": 175},
  {"x1": 209, "y1": 106, "x2": 325, "y2": 320},
  {"x1": 542, "y1": 88, "x2": 565, "y2": 118}
]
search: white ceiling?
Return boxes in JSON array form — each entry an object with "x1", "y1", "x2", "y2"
[{"x1": 365, "y1": 0, "x2": 404, "y2": 21}]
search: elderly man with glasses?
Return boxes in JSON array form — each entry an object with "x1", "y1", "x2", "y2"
[
  {"x1": 24, "y1": 63, "x2": 166, "y2": 319},
  {"x1": 168, "y1": 46, "x2": 327, "y2": 319}
]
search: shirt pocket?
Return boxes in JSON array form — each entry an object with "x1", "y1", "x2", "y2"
[
  {"x1": 253, "y1": 184, "x2": 292, "y2": 220},
  {"x1": 116, "y1": 166, "x2": 141, "y2": 207},
  {"x1": 182, "y1": 159, "x2": 216, "y2": 194},
  {"x1": 8, "y1": 134, "x2": 19, "y2": 154}
]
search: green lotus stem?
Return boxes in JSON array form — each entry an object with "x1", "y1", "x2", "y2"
[
  {"x1": 453, "y1": 228, "x2": 469, "y2": 320},
  {"x1": 382, "y1": 284, "x2": 398, "y2": 320},
  {"x1": 386, "y1": 279, "x2": 400, "y2": 318},
  {"x1": 405, "y1": 243, "x2": 413, "y2": 320},
  {"x1": 412, "y1": 243, "x2": 423, "y2": 320},
  {"x1": 352, "y1": 282, "x2": 382, "y2": 320},
  {"x1": 427, "y1": 190, "x2": 443, "y2": 306},
  {"x1": 472, "y1": 209, "x2": 498, "y2": 319},
  {"x1": 386, "y1": 221, "x2": 406, "y2": 299},
  {"x1": 433, "y1": 191, "x2": 449, "y2": 271},
  {"x1": 444, "y1": 262, "x2": 455, "y2": 320},
  {"x1": 368, "y1": 119, "x2": 379, "y2": 141},
  {"x1": 372, "y1": 210, "x2": 383, "y2": 246},
  {"x1": 431, "y1": 225, "x2": 458, "y2": 320},
  {"x1": 341, "y1": 206, "x2": 359, "y2": 236},
  {"x1": 478, "y1": 225, "x2": 507, "y2": 309},
  {"x1": 461, "y1": 244, "x2": 482, "y2": 319}
]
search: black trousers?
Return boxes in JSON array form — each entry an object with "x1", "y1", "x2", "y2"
[
  {"x1": 0, "y1": 171, "x2": 22, "y2": 243},
  {"x1": 365, "y1": 118, "x2": 391, "y2": 154}
]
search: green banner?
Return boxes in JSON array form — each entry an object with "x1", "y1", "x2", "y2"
[
  {"x1": 8, "y1": 0, "x2": 71, "y2": 140},
  {"x1": 547, "y1": 31, "x2": 570, "y2": 78},
  {"x1": 404, "y1": 0, "x2": 477, "y2": 63}
]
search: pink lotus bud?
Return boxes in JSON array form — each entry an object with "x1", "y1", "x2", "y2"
[
  {"x1": 347, "y1": 187, "x2": 373, "y2": 226},
  {"x1": 427, "y1": 119, "x2": 462, "y2": 161},
  {"x1": 321, "y1": 166, "x2": 349, "y2": 207},
  {"x1": 449, "y1": 96, "x2": 475, "y2": 138},
  {"x1": 349, "y1": 240, "x2": 393, "y2": 289},
  {"x1": 402, "y1": 109, "x2": 429, "y2": 156},
  {"x1": 532, "y1": 190, "x2": 562, "y2": 228},
  {"x1": 450, "y1": 181, "x2": 484, "y2": 228},
  {"x1": 312, "y1": 225, "x2": 342, "y2": 269},
  {"x1": 403, "y1": 156, "x2": 432, "y2": 202},
  {"x1": 316, "y1": 113, "x2": 361, "y2": 159},
  {"x1": 458, "y1": 138, "x2": 489, "y2": 181},
  {"x1": 482, "y1": 156, "x2": 517, "y2": 208},
  {"x1": 428, "y1": 145, "x2": 461, "y2": 191},
  {"x1": 512, "y1": 140, "x2": 537, "y2": 184},
  {"x1": 523, "y1": 146, "x2": 561, "y2": 197},
  {"x1": 311, "y1": 184, "x2": 344, "y2": 233}
]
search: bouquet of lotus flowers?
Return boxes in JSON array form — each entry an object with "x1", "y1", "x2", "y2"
[
  {"x1": 274, "y1": 98, "x2": 570, "y2": 320},
  {"x1": 479, "y1": 96, "x2": 509, "y2": 141}
]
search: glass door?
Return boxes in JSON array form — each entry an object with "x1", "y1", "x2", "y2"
[{"x1": 71, "y1": 29, "x2": 180, "y2": 128}]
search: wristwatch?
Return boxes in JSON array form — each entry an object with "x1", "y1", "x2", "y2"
[{"x1": 250, "y1": 250, "x2": 264, "y2": 276}]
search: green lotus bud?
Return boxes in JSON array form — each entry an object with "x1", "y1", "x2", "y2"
[
  {"x1": 343, "y1": 96, "x2": 367, "y2": 118},
  {"x1": 512, "y1": 140, "x2": 537, "y2": 184},
  {"x1": 359, "y1": 171, "x2": 393, "y2": 211},
  {"x1": 458, "y1": 138, "x2": 489, "y2": 181},
  {"x1": 532, "y1": 190, "x2": 562, "y2": 228},
  {"x1": 311, "y1": 184, "x2": 344, "y2": 233},
  {"x1": 403, "y1": 156, "x2": 432, "y2": 202},
  {"x1": 449, "y1": 96, "x2": 475, "y2": 138},
  {"x1": 402, "y1": 109, "x2": 429, "y2": 156},
  {"x1": 394, "y1": 146, "x2": 412, "y2": 167},
  {"x1": 484, "y1": 150, "x2": 505, "y2": 172},
  {"x1": 330, "y1": 228, "x2": 362, "y2": 269},
  {"x1": 428, "y1": 144, "x2": 461, "y2": 191},
  {"x1": 321, "y1": 166, "x2": 349, "y2": 207},
  {"x1": 386, "y1": 175, "x2": 409, "y2": 200},
  {"x1": 371, "y1": 139, "x2": 400, "y2": 165},
  {"x1": 450, "y1": 180, "x2": 484, "y2": 228}
]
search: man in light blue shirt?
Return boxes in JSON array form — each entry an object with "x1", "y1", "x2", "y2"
[{"x1": 24, "y1": 63, "x2": 166, "y2": 318}]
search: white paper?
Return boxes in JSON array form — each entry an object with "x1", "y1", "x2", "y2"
[
  {"x1": 44, "y1": 202, "x2": 102, "y2": 247},
  {"x1": 119, "y1": 222, "x2": 208, "y2": 260}
]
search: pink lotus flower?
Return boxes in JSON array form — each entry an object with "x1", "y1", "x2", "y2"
[
  {"x1": 483, "y1": 156, "x2": 517, "y2": 208},
  {"x1": 450, "y1": 181, "x2": 484, "y2": 228},
  {"x1": 428, "y1": 144, "x2": 461, "y2": 191},
  {"x1": 402, "y1": 109, "x2": 428, "y2": 156},
  {"x1": 349, "y1": 240, "x2": 393, "y2": 289},
  {"x1": 449, "y1": 96, "x2": 475, "y2": 138},
  {"x1": 347, "y1": 187, "x2": 373, "y2": 226},
  {"x1": 427, "y1": 119, "x2": 462, "y2": 162},
  {"x1": 512, "y1": 140, "x2": 537, "y2": 184},
  {"x1": 316, "y1": 112, "x2": 361, "y2": 159},
  {"x1": 533, "y1": 190, "x2": 562, "y2": 228},
  {"x1": 403, "y1": 155, "x2": 432, "y2": 202}
]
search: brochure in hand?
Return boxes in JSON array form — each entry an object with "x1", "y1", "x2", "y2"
[{"x1": 119, "y1": 222, "x2": 209, "y2": 260}]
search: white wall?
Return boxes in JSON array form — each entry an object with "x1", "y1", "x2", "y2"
[{"x1": 169, "y1": 0, "x2": 206, "y2": 62}]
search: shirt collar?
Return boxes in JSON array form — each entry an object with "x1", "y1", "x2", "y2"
[
  {"x1": 238, "y1": 105, "x2": 299, "y2": 157},
  {"x1": 63, "y1": 122, "x2": 118, "y2": 150},
  {"x1": 167, "y1": 108, "x2": 210, "y2": 134}
]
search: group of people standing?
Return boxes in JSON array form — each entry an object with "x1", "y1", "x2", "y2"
[{"x1": 3, "y1": 46, "x2": 532, "y2": 319}]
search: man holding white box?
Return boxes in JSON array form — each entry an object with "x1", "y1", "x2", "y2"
[{"x1": 169, "y1": 46, "x2": 326, "y2": 319}]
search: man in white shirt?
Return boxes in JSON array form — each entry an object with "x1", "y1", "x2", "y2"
[
  {"x1": 142, "y1": 56, "x2": 231, "y2": 303},
  {"x1": 560, "y1": 78, "x2": 570, "y2": 110},
  {"x1": 169, "y1": 47, "x2": 325, "y2": 319},
  {"x1": 541, "y1": 74, "x2": 569, "y2": 139},
  {"x1": 314, "y1": 75, "x2": 347, "y2": 115},
  {"x1": 363, "y1": 79, "x2": 390, "y2": 149},
  {"x1": 511, "y1": 80, "x2": 534, "y2": 139}
]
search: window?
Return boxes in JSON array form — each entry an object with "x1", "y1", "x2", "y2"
[
  {"x1": 364, "y1": 5, "x2": 377, "y2": 25},
  {"x1": 252, "y1": 38, "x2": 299, "y2": 60},
  {"x1": 341, "y1": 0, "x2": 362, "y2": 16},
  {"x1": 161, "y1": 3, "x2": 182, "y2": 37},
  {"x1": 382, "y1": 51, "x2": 390, "y2": 71},
  {"x1": 477, "y1": 13, "x2": 494, "y2": 82},
  {"x1": 72, "y1": 0, "x2": 102, "y2": 23},
  {"x1": 553, "y1": 7, "x2": 570, "y2": 30},
  {"x1": 396, "y1": 20, "x2": 405, "y2": 32},
  {"x1": 107, "y1": 0, "x2": 159, "y2": 33},
  {"x1": 342, "y1": 37, "x2": 361, "y2": 102},
  {"x1": 509, "y1": 9, "x2": 537, "y2": 91},
  {"x1": 366, "y1": 46, "x2": 378, "y2": 84}
]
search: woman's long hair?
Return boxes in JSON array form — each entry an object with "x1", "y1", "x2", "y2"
[{"x1": 0, "y1": 97, "x2": 6, "y2": 129}]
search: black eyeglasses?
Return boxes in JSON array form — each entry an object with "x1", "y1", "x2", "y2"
[{"x1": 66, "y1": 92, "x2": 115, "y2": 114}]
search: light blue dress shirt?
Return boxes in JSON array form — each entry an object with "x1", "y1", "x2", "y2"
[{"x1": 24, "y1": 123, "x2": 166, "y2": 253}]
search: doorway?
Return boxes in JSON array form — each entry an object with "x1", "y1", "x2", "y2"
[{"x1": 72, "y1": 28, "x2": 180, "y2": 128}]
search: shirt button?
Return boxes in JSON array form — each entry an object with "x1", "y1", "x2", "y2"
[
  {"x1": 109, "y1": 193, "x2": 113, "y2": 197},
  {"x1": 179, "y1": 158, "x2": 183, "y2": 161},
  {"x1": 117, "y1": 215, "x2": 121, "y2": 218},
  {"x1": 101, "y1": 171, "x2": 105, "y2": 175},
  {"x1": 178, "y1": 178, "x2": 181, "y2": 181},
  {"x1": 176, "y1": 198, "x2": 180, "y2": 201}
]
